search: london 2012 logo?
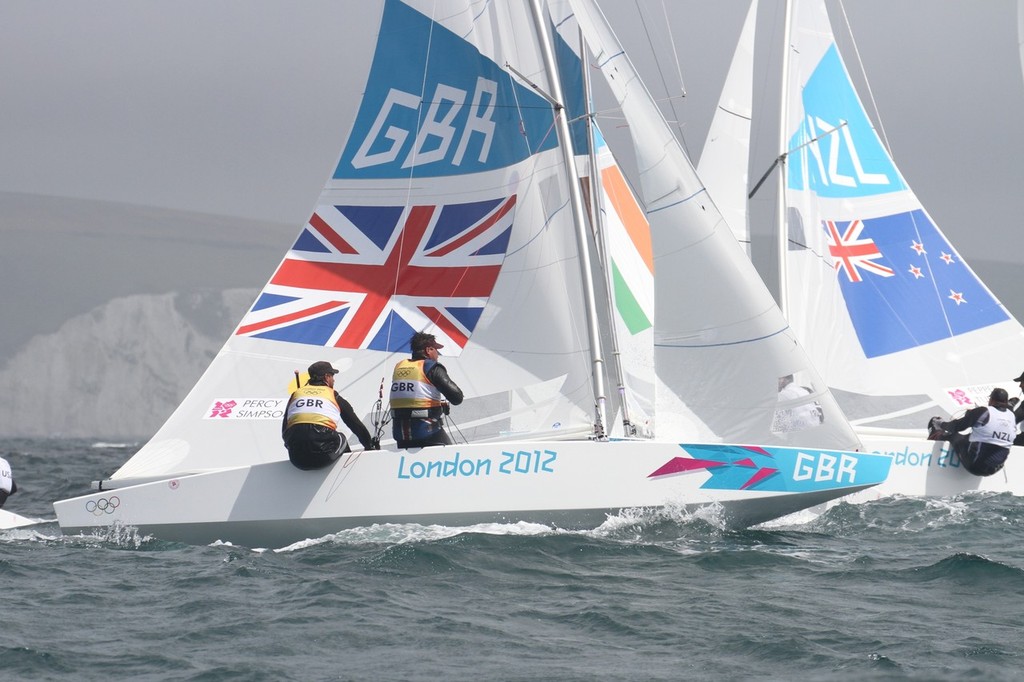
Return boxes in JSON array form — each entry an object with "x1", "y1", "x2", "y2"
[{"x1": 85, "y1": 496, "x2": 120, "y2": 516}]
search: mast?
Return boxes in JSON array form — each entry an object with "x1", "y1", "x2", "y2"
[
  {"x1": 776, "y1": 0, "x2": 793, "y2": 315},
  {"x1": 579, "y1": 27, "x2": 635, "y2": 437},
  {"x1": 529, "y1": 0, "x2": 608, "y2": 438}
]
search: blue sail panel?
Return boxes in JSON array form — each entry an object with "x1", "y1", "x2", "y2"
[
  {"x1": 787, "y1": 44, "x2": 905, "y2": 199},
  {"x1": 827, "y1": 209, "x2": 1008, "y2": 358},
  {"x1": 335, "y1": 0, "x2": 558, "y2": 180}
]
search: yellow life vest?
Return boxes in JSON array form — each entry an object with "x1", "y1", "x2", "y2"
[
  {"x1": 285, "y1": 384, "x2": 341, "y2": 430},
  {"x1": 390, "y1": 359, "x2": 442, "y2": 410}
]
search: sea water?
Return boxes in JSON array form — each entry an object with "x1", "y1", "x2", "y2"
[{"x1": 3, "y1": 438, "x2": 1023, "y2": 681}]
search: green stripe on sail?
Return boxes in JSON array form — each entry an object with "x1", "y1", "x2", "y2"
[{"x1": 612, "y1": 260, "x2": 651, "y2": 334}]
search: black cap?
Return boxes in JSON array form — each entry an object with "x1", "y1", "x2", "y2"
[
  {"x1": 1014, "y1": 371, "x2": 1024, "y2": 382},
  {"x1": 308, "y1": 360, "x2": 340, "y2": 378},
  {"x1": 989, "y1": 387, "x2": 1009, "y2": 405},
  {"x1": 410, "y1": 331, "x2": 444, "y2": 352}
]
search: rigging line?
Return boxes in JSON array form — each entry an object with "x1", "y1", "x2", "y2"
[
  {"x1": 631, "y1": 0, "x2": 690, "y2": 156},
  {"x1": 379, "y1": 2, "x2": 443, "y2": 355},
  {"x1": 834, "y1": 0, "x2": 892, "y2": 156},
  {"x1": 748, "y1": 121, "x2": 848, "y2": 199}
]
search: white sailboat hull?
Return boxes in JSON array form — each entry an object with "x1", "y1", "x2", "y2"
[
  {"x1": 837, "y1": 435, "x2": 1024, "y2": 504},
  {"x1": 0, "y1": 509, "x2": 40, "y2": 530},
  {"x1": 54, "y1": 440, "x2": 891, "y2": 547}
]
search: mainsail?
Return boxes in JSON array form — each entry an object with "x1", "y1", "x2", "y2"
[
  {"x1": 53, "y1": 0, "x2": 891, "y2": 546},
  {"x1": 112, "y1": 0, "x2": 604, "y2": 482}
]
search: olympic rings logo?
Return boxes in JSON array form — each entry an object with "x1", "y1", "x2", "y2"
[{"x1": 85, "y1": 496, "x2": 121, "y2": 516}]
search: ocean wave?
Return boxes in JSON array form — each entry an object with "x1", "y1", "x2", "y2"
[{"x1": 902, "y1": 551, "x2": 1024, "y2": 586}]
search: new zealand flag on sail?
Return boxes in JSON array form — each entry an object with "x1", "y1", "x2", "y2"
[
  {"x1": 235, "y1": 197, "x2": 515, "y2": 352},
  {"x1": 827, "y1": 210, "x2": 1007, "y2": 358}
]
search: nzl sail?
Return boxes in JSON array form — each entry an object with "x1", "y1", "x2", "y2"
[
  {"x1": 700, "y1": 0, "x2": 1024, "y2": 429},
  {"x1": 53, "y1": 0, "x2": 890, "y2": 547},
  {"x1": 690, "y1": 0, "x2": 1024, "y2": 502},
  {"x1": 781, "y1": 0, "x2": 1024, "y2": 428}
]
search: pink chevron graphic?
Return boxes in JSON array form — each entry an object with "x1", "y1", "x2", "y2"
[
  {"x1": 648, "y1": 445, "x2": 781, "y2": 489},
  {"x1": 647, "y1": 457, "x2": 726, "y2": 478},
  {"x1": 741, "y1": 467, "x2": 779, "y2": 489}
]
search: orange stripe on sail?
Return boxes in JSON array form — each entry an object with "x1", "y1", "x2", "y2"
[{"x1": 601, "y1": 165, "x2": 652, "y2": 274}]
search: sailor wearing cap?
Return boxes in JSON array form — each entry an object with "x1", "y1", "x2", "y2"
[
  {"x1": 389, "y1": 332, "x2": 464, "y2": 448},
  {"x1": 282, "y1": 360, "x2": 379, "y2": 470},
  {"x1": 928, "y1": 387, "x2": 1017, "y2": 476}
]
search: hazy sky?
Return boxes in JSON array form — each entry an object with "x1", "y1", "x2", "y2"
[{"x1": 1, "y1": 1, "x2": 1022, "y2": 349}]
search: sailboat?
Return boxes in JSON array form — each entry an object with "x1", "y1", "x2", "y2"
[
  {"x1": 696, "y1": 0, "x2": 1024, "y2": 499},
  {"x1": 53, "y1": 0, "x2": 891, "y2": 548}
]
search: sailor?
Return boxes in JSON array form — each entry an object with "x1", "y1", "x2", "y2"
[
  {"x1": 0, "y1": 455, "x2": 17, "y2": 509},
  {"x1": 927, "y1": 388, "x2": 1016, "y2": 476},
  {"x1": 282, "y1": 360, "x2": 379, "y2": 470},
  {"x1": 390, "y1": 332, "x2": 463, "y2": 448},
  {"x1": 1013, "y1": 370, "x2": 1024, "y2": 446},
  {"x1": 771, "y1": 374, "x2": 824, "y2": 433}
]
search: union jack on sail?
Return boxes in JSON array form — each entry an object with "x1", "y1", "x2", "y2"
[
  {"x1": 825, "y1": 219, "x2": 894, "y2": 283},
  {"x1": 236, "y1": 196, "x2": 516, "y2": 353}
]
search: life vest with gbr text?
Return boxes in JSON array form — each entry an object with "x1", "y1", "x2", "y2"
[
  {"x1": 390, "y1": 359, "x2": 442, "y2": 410},
  {"x1": 285, "y1": 385, "x2": 341, "y2": 430}
]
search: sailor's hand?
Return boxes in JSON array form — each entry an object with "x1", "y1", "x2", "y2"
[
  {"x1": 442, "y1": 402, "x2": 450, "y2": 415},
  {"x1": 368, "y1": 437, "x2": 380, "y2": 450}
]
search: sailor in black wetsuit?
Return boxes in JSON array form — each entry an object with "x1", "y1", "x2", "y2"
[
  {"x1": 282, "y1": 361, "x2": 378, "y2": 470},
  {"x1": 928, "y1": 388, "x2": 1016, "y2": 476},
  {"x1": 389, "y1": 332, "x2": 464, "y2": 448}
]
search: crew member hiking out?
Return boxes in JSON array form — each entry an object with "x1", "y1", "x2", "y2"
[
  {"x1": 390, "y1": 332, "x2": 463, "y2": 448},
  {"x1": 283, "y1": 360, "x2": 378, "y2": 470},
  {"x1": 928, "y1": 388, "x2": 1016, "y2": 476}
]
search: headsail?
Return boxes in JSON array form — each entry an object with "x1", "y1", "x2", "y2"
[
  {"x1": 697, "y1": 0, "x2": 758, "y2": 254},
  {"x1": 567, "y1": 0, "x2": 860, "y2": 451},
  {"x1": 551, "y1": 11, "x2": 655, "y2": 436}
]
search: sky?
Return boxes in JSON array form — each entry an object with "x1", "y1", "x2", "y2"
[{"x1": 1, "y1": 1, "x2": 1023, "y2": 356}]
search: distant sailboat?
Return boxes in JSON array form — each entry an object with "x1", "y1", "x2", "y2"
[
  {"x1": 699, "y1": 0, "x2": 1024, "y2": 499},
  {"x1": 53, "y1": 0, "x2": 889, "y2": 547}
]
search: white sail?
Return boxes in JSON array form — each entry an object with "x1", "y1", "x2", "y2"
[
  {"x1": 569, "y1": 0, "x2": 860, "y2": 451},
  {"x1": 697, "y1": 0, "x2": 757, "y2": 254},
  {"x1": 53, "y1": 0, "x2": 891, "y2": 546},
  {"x1": 551, "y1": 16, "x2": 655, "y2": 436}
]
